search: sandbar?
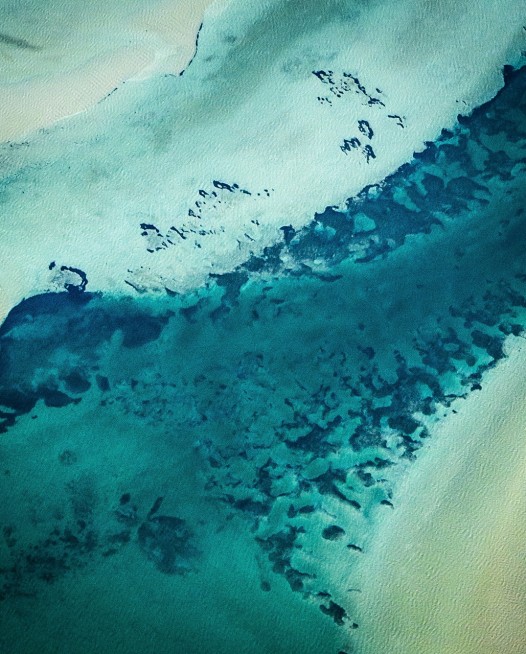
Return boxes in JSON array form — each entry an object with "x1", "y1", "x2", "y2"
[
  {"x1": 354, "y1": 337, "x2": 526, "y2": 654},
  {"x1": 0, "y1": 0, "x2": 215, "y2": 143}
]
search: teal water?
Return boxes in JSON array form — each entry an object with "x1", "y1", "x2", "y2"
[
  {"x1": 1, "y1": 64, "x2": 526, "y2": 652},
  {"x1": 1, "y1": 0, "x2": 524, "y2": 312}
]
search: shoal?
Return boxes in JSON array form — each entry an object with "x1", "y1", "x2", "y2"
[
  {"x1": 0, "y1": 0, "x2": 215, "y2": 143},
  {"x1": 354, "y1": 336, "x2": 526, "y2": 654}
]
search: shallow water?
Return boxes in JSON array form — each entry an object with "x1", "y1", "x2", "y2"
[
  {"x1": 1, "y1": 62, "x2": 526, "y2": 652},
  {"x1": 354, "y1": 341, "x2": 526, "y2": 654},
  {"x1": 0, "y1": 0, "x2": 524, "y2": 316}
]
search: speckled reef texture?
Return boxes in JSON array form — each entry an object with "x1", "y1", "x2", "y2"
[{"x1": 1, "y1": 55, "x2": 526, "y2": 653}]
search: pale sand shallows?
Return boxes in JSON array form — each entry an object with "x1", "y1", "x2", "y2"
[
  {"x1": 354, "y1": 337, "x2": 526, "y2": 654},
  {"x1": 0, "y1": 0, "x2": 216, "y2": 143},
  {"x1": 0, "y1": 1, "x2": 524, "y2": 329},
  {"x1": 0, "y1": 48, "x2": 156, "y2": 143}
]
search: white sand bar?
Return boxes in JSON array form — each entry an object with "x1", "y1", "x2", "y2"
[
  {"x1": 354, "y1": 337, "x2": 526, "y2": 654},
  {"x1": 0, "y1": 0, "x2": 215, "y2": 142}
]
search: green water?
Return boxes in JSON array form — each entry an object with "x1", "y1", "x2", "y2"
[{"x1": 0, "y1": 394, "x2": 341, "y2": 654}]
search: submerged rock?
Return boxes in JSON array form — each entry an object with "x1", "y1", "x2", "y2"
[
  {"x1": 320, "y1": 600, "x2": 348, "y2": 626},
  {"x1": 322, "y1": 525, "x2": 346, "y2": 541},
  {"x1": 137, "y1": 515, "x2": 198, "y2": 575}
]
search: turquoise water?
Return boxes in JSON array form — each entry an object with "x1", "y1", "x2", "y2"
[
  {"x1": 1, "y1": 63, "x2": 526, "y2": 653},
  {"x1": 1, "y1": 0, "x2": 524, "y2": 311}
]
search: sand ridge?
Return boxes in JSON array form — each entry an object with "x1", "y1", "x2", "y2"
[
  {"x1": 354, "y1": 337, "x2": 526, "y2": 654},
  {"x1": 0, "y1": 0, "x2": 218, "y2": 143}
]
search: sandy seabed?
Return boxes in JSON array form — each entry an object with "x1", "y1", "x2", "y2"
[
  {"x1": 354, "y1": 337, "x2": 526, "y2": 654},
  {"x1": 0, "y1": 0, "x2": 215, "y2": 143},
  {"x1": 0, "y1": 0, "x2": 524, "y2": 328}
]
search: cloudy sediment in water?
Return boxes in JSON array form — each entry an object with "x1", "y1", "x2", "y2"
[{"x1": 0, "y1": 2, "x2": 525, "y2": 653}]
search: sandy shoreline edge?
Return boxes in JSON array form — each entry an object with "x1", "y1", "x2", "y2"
[
  {"x1": 0, "y1": 0, "x2": 216, "y2": 144},
  {"x1": 355, "y1": 335, "x2": 526, "y2": 653}
]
